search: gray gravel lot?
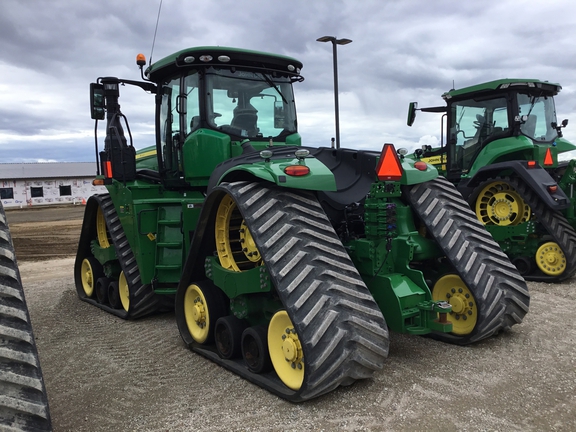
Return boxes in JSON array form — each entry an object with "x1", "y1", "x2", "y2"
[{"x1": 18, "y1": 259, "x2": 576, "y2": 432}]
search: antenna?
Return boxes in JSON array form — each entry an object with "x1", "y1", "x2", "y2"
[{"x1": 149, "y1": 0, "x2": 163, "y2": 66}]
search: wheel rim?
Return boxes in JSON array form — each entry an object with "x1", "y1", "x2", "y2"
[
  {"x1": 80, "y1": 258, "x2": 96, "y2": 297},
  {"x1": 536, "y1": 242, "x2": 566, "y2": 276},
  {"x1": 268, "y1": 310, "x2": 304, "y2": 390},
  {"x1": 433, "y1": 274, "x2": 477, "y2": 335},
  {"x1": 119, "y1": 271, "x2": 129, "y2": 312},
  {"x1": 475, "y1": 181, "x2": 531, "y2": 226},
  {"x1": 184, "y1": 284, "x2": 211, "y2": 344},
  {"x1": 96, "y1": 206, "x2": 111, "y2": 248},
  {"x1": 215, "y1": 194, "x2": 262, "y2": 271}
]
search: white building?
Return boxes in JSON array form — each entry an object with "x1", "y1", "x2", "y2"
[{"x1": 0, "y1": 163, "x2": 107, "y2": 208}]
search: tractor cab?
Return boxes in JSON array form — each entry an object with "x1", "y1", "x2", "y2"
[
  {"x1": 91, "y1": 47, "x2": 304, "y2": 190},
  {"x1": 408, "y1": 79, "x2": 570, "y2": 182}
]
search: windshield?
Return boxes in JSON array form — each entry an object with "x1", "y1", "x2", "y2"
[
  {"x1": 205, "y1": 68, "x2": 297, "y2": 139},
  {"x1": 517, "y1": 93, "x2": 558, "y2": 142}
]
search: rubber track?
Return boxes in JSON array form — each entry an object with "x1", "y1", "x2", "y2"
[
  {"x1": 0, "y1": 203, "x2": 52, "y2": 431},
  {"x1": 214, "y1": 182, "x2": 389, "y2": 400},
  {"x1": 75, "y1": 194, "x2": 160, "y2": 319},
  {"x1": 507, "y1": 177, "x2": 576, "y2": 282},
  {"x1": 404, "y1": 177, "x2": 530, "y2": 345}
]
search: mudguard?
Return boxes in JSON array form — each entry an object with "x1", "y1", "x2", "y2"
[{"x1": 458, "y1": 160, "x2": 570, "y2": 210}]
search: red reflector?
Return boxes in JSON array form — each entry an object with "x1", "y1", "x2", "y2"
[
  {"x1": 414, "y1": 161, "x2": 428, "y2": 171},
  {"x1": 376, "y1": 143, "x2": 403, "y2": 181},
  {"x1": 544, "y1": 148, "x2": 554, "y2": 166},
  {"x1": 105, "y1": 161, "x2": 113, "y2": 178},
  {"x1": 284, "y1": 165, "x2": 310, "y2": 176},
  {"x1": 527, "y1": 160, "x2": 537, "y2": 168},
  {"x1": 548, "y1": 185, "x2": 558, "y2": 193}
]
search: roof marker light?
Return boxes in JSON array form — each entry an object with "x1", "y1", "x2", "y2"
[
  {"x1": 376, "y1": 143, "x2": 403, "y2": 181},
  {"x1": 199, "y1": 55, "x2": 213, "y2": 62},
  {"x1": 184, "y1": 56, "x2": 195, "y2": 63},
  {"x1": 218, "y1": 55, "x2": 230, "y2": 63},
  {"x1": 287, "y1": 65, "x2": 295, "y2": 72},
  {"x1": 544, "y1": 148, "x2": 554, "y2": 166}
]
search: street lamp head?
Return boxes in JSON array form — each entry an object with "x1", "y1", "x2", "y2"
[
  {"x1": 336, "y1": 38, "x2": 352, "y2": 45},
  {"x1": 316, "y1": 36, "x2": 335, "y2": 43}
]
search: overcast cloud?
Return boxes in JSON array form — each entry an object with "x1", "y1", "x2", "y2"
[{"x1": 1, "y1": 0, "x2": 576, "y2": 163}]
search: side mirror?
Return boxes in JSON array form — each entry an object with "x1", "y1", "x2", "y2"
[
  {"x1": 90, "y1": 83, "x2": 105, "y2": 120},
  {"x1": 274, "y1": 101, "x2": 285, "y2": 128},
  {"x1": 407, "y1": 102, "x2": 418, "y2": 127}
]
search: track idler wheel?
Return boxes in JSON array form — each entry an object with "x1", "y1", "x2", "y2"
[
  {"x1": 268, "y1": 310, "x2": 304, "y2": 391},
  {"x1": 241, "y1": 325, "x2": 273, "y2": 374},
  {"x1": 432, "y1": 274, "x2": 477, "y2": 336},
  {"x1": 536, "y1": 242, "x2": 566, "y2": 276},
  {"x1": 183, "y1": 282, "x2": 227, "y2": 344},
  {"x1": 80, "y1": 257, "x2": 103, "y2": 298}
]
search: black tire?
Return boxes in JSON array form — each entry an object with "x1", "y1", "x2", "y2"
[
  {"x1": 108, "y1": 281, "x2": 122, "y2": 309},
  {"x1": 405, "y1": 176, "x2": 530, "y2": 345},
  {"x1": 215, "y1": 316, "x2": 248, "y2": 359},
  {"x1": 0, "y1": 203, "x2": 52, "y2": 431},
  {"x1": 241, "y1": 325, "x2": 273, "y2": 374},
  {"x1": 95, "y1": 277, "x2": 111, "y2": 305}
]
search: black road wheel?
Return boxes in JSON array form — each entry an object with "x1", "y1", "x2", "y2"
[
  {"x1": 405, "y1": 176, "x2": 530, "y2": 345},
  {"x1": 215, "y1": 316, "x2": 248, "y2": 359},
  {"x1": 0, "y1": 203, "x2": 52, "y2": 431},
  {"x1": 95, "y1": 277, "x2": 111, "y2": 305},
  {"x1": 241, "y1": 325, "x2": 273, "y2": 374},
  {"x1": 108, "y1": 281, "x2": 122, "y2": 309}
]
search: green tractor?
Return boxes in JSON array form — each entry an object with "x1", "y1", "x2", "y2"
[
  {"x1": 75, "y1": 47, "x2": 529, "y2": 401},
  {"x1": 407, "y1": 79, "x2": 576, "y2": 282}
]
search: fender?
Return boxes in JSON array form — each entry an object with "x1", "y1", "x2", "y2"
[
  {"x1": 458, "y1": 161, "x2": 569, "y2": 210},
  {"x1": 206, "y1": 146, "x2": 336, "y2": 194}
]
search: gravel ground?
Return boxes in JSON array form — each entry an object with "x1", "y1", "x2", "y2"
[{"x1": 7, "y1": 206, "x2": 576, "y2": 431}]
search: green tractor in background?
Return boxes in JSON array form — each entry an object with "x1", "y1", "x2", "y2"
[
  {"x1": 407, "y1": 79, "x2": 576, "y2": 282},
  {"x1": 75, "y1": 47, "x2": 529, "y2": 402}
]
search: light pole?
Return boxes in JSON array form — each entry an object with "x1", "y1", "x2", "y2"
[{"x1": 316, "y1": 36, "x2": 352, "y2": 149}]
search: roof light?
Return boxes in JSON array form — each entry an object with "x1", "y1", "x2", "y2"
[
  {"x1": 284, "y1": 165, "x2": 310, "y2": 176},
  {"x1": 414, "y1": 161, "x2": 428, "y2": 171},
  {"x1": 527, "y1": 160, "x2": 537, "y2": 168},
  {"x1": 136, "y1": 53, "x2": 146, "y2": 67},
  {"x1": 199, "y1": 55, "x2": 213, "y2": 62},
  {"x1": 544, "y1": 148, "x2": 554, "y2": 166},
  {"x1": 218, "y1": 55, "x2": 230, "y2": 63},
  {"x1": 376, "y1": 143, "x2": 403, "y2": 181},
  {"x1": 183, "y1": 56, "x2": 195, "y2": 63}
]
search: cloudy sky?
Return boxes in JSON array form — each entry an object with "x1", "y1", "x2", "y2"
[{"x1": 1, "y1": 0, "x2": 576, "y2": 163}]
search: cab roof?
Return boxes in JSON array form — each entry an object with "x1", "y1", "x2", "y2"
[
  {"x1": 145, "y1": 46, "x2": 303, "y2": 82},
  {"x1": 442, "y1": 78, "x2": 561, "y2": 100}
]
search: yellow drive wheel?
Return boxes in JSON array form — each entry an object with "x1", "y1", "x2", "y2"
[
  {"x1": 119, "y1": 271, "x2": 130, "y2": 312},
  {"x1": 536, "y1": 242, "x2": 566, "y2": 276},
  {"x1": 433, "y1": 274, "x2": 477, "y2": 335},
  {"x1": 475, "y1": 181, "x2": 531, "y2": 226},
  {"x1": 96, "y1": 206, "x2": 111, "y2": 248},
  {"x1": 80, "y1": 257, "x2": 101, "y2": 297},
  {"x1": 268, "y1": 310, "x2": 304, "y2": 391},
  {"x1": 215, "y1": 194, "x2": 262, "y2": 272}
]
